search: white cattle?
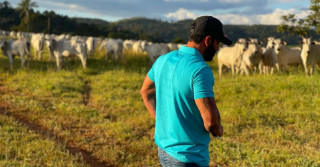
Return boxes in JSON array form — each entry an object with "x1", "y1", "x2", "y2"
[
  {"x1": 31, "y1": 33, "x2": 45, "y2": 60},
  {"x1": 9, "y1": 31, "x2": 17, "y2": 38},
  {"x1": 240, "y1": 40, "x2": 260, "y2": 76},
  {"x1": 259, "y1": 37, "x2": 278, "y2": 74},
  {"x1": 132, "y1": 40, "x2": 148, "y2": 53},
  {"x1": 46, "y1": 38, "x2": 87, "y2": 70},
  {"x1": 0, "y1": 39, "x2": 31, "y2": 69},
  {"x1": 123, "y1": 39, "x2": 134, "y2": 50},
  {"x1": 167, "y1": 43, "x2": 180, "y2": 51},
  {"x1": 274, "y1": 39, "x2": 302, "y2": 71},
  {"x1": 86, "y1": 37, "x2": 97, "y2": 58},
  {"x1": 99, "y1": 38, "x2": 124, "y2": 62},
  {"x1": 217, "y1": 38, "x2": 247, "y2": 77},
  {"x1": 300, "y1": 37, "x2": 320, "y2": 75},
  {"x1": 145, "y1": 43, "x2": 170, "y2": 64}
]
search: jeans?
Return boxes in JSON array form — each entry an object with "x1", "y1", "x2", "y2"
[{"x1": 158, "y1": 147, "x2": 207, "y2": 167}]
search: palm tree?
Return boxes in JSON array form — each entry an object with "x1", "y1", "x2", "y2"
[{"x1": 17, "y1": 0, "x2": 38, "y2": 32}]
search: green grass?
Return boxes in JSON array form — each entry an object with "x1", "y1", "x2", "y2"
[
  {"x1": 0, "y1": 114, "x2": 89, "y2": 166},
  {"x1": 0, "y1": 48, "x2": 319, "y2": 166}
]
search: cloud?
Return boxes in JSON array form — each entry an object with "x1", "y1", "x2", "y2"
[
  {"x1": 214, "y1": 14, "x2": 258, "y2": 25},
  {"x1": 257, "y1": 8, "x2": 309, "y2": 25},
  {"x1": 165, "y1": 8, "x2": 197, "y2": 20},
  {"x1": 218, "y1": 0, "x2": 251, "y2": 3}
]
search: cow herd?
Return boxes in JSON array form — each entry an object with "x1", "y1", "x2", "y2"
[
  {"x1": 0, "y1": 30, "x2": 319, "y2": 76},
  {"x1": 0, "y1": 30, "x2": 181, "y2": 70},
  {"x1": 217, "y1": 37, "x2": 320, "y2": 77}
]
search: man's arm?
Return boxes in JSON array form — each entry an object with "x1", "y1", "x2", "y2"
[
  {"x1": 140, "y1": 75, "x2": 156, "y2": 119},
  {"x1": 195, "y1": 97, "x2": 223, "y2": 137}
]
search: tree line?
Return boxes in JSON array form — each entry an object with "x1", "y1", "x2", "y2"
[{"x1": 1, "y1": 0, "x2": 320, "y2": 45}]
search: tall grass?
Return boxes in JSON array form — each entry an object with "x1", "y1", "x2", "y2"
[{"x1": 0, "y1": 49, "x2": 319, "y2": 166}]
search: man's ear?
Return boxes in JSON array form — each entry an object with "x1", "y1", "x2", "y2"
[{"x1": 204, "y1": 36, "x2": 212, "y2": 47}]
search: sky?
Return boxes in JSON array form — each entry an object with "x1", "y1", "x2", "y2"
[{"x1": 9, "y1": 0, "x2": 310, "y2": 25}]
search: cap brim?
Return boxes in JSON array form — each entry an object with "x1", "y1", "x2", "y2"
[{"x1": 220, "y1": 37, "x2": 232, "y2": 45}]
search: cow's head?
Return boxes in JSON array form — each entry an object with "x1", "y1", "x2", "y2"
[
  {"x1": 45, "y1": 38, "x2": 56, "y2": 50},
  {"x1": 266, "y1": 37, "x2": 275, "y2": 49},
  {"x1": 301, "y1": 37, "x2": 312, "y2": 55}
]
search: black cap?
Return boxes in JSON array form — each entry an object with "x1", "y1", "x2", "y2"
[{"x1": 191, "y1": 16, "x2": 232, "y2": 45}]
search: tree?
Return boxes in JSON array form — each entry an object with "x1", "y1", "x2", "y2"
[
  {"x1": 277, "y1": 0, "x2": 319, "y2": 37},
  {"x1": 17, "y1": 0, "x2": 38, "y2": 32},
  {"x1": 2, "y1": 1, "x2": 11, "y2": 9}
]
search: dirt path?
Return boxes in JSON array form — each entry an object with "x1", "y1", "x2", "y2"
[{"x1": 0, "y1": 105, "x2": 112, "y2": 167}]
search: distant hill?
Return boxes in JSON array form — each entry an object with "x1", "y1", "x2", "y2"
[
  {"x1": 74, "y1": 18, "x2": 110, "y2": 26},
  {"x1": 0, "y1": 1, "x2": 319, "y2": 44}
]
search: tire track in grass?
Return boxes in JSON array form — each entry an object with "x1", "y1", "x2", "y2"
[
  {"x1": 0, "y1": 105, "x2": 112, "y2": 167},
  {"x1": 78, "y1": 76, "x2": 91, "y2": 106}
]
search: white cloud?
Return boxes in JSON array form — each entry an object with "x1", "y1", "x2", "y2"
[
  {"x1": 271, "y1": 0, "x2": 299, "y2": 3},
  {"x1": 214, "y1": 14, "x2": 258, "y2": 25},
  {"x1": 218, "y1": 0, "x2": 252, "y2": 4},
  {"x1": 258, "y1": 8, "x2": 309, "y2": 25},
  {"x1": 165, "y1": 8, "x2": 197, "y2": 20}
]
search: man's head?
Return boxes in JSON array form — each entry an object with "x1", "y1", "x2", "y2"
[{"x1": 189, "y1": 16, "x2": 232, "y2": 61}]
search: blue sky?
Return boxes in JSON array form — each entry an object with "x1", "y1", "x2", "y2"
[{"x1": 9, "y1": 0, "x2": 310, "y2": 25}]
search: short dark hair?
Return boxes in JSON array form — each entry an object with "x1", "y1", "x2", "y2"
[{"x1": 189, "y1": 32, "x2": 205, "y2": 44}]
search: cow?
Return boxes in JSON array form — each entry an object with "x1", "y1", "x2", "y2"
[
  {"x1": 0, "y1": 39, "x2": 31, "y2": 69},
  {"x1": 132, "y1": 40, "x2": 148, "y2": 53},
  {"x1": 145, "y1": 43, "x2": 170, "y2": 64},
  {"x1": 99, "y1": 38, "x2": 124, "y2": 62},
  {"x1": 46, "y1": 38, "x2": 87, "y2": 71},
  {"x1": 217, "y1": 38, "x2": 247, "y2": 78},
  {"x1": 86, "y1": 37, "x2": 97, "y2": 58},
  {"x1": 300, "y1": 37, "x2": 320, "y2": 75},
  {"x1": 274, "y1": 39, "x2": 302, "y2": 72},
  {"x1": 123, "y1": 39, "x2": 134, "y2": 50},
  {"x1": 31, "y1": 33, "x2": 45, "y2": 60},
  {"x1": 240, "y1": 39, "x2": 260, "y2": 76},
  {"x1": 259, "y1": 37, "x2": 278, "y2": 74}
]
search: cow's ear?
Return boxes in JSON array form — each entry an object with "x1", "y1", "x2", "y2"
[
  {"x1": 299, "y1": 40, "x2": 303, "y2": 44},
  {"x1": 283, "y1": 42, "x2": 287, "y2": 45},
  {"x1": 258, "y1": 41, "x2": 263, "y2": 45},
  {"x1": 311, "y1": 41, "x2": 316, "y2": 45}
]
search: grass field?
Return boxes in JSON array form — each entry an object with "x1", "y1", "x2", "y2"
[{"x1": 0, "y1": 47, "x2": 319, "y2": 167}]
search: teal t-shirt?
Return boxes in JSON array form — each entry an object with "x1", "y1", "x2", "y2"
[{"x1": 147, "y1": 45, "x2": 215, "y2": 166}]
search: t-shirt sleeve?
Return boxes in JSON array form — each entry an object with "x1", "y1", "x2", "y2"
[
  {"x1": 147, "y1": 65, "x2": 155, "y2": 82},
  {"x1": 147, "y1": 67, "x2": 155, "y2": 82},
  {"x1": 193, "y1": 66, "x2": 214, "y2": 99}
]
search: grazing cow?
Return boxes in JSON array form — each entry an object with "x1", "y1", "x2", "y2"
[
  {"x1": 145, "y1": 43, "x2": 170, "y2": 64},
  {"x1": 260, "y1": 37, "x2": 278, "y2": 74},
  {"x1": 31, "y1": 33, "x2": 45, "y2": 60},
  {"x1": 0, "y1": 39, "x2": 31, "y2": 69},
  {"x1": 300, "y1": 37, "x2": 320, "y2": 75},
  {"x1": 46, "y1": 38, "x2": 87, "y2": 70},
  {"x1": 100, "y1": 38, "x2": 124, "y2": 62},
  {"x1": 274, "y1": 39, "x2": 302, "y2": 71},
  {"x1": 217, "y1": 38, "x2": 247, "y2": 77},
  {"x1": 240, "y1": 40, "x2": 260, "y2": 76}
]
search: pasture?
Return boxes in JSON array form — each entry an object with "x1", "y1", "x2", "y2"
[{"x1": 0, "y1": 47, "x2": 319, "y2": 167}]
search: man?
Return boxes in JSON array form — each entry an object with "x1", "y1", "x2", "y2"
[{"x1": 141, "y1": 16, "x2": 232, "y2": 167}]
